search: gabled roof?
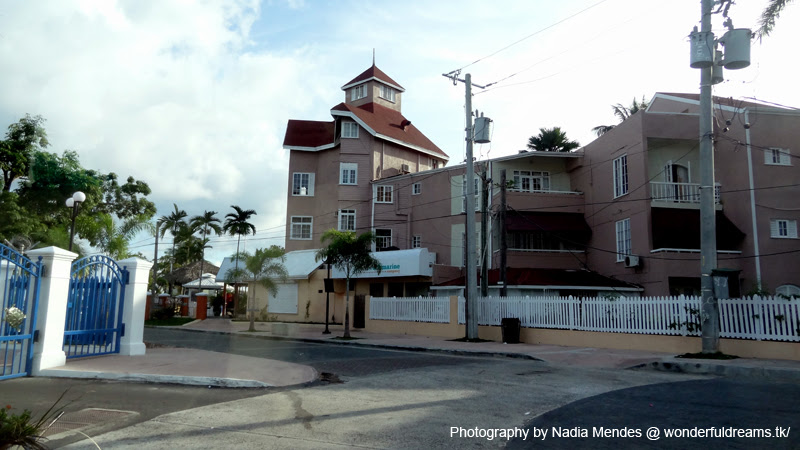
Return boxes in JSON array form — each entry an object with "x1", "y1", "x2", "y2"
[
  {"x1": 341, "y1": 65, "x2": 405, "y2": 92},
  {"x1": 283, "y1": 120, "x2": 336, "y2": 150},
  {"x1": 332, "y1": 102, "x2": 448, "y2": 160}
]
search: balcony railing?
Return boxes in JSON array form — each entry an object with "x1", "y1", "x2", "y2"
[{"x1": 650, "y1": 182, "x2": 720, "y2": 204}]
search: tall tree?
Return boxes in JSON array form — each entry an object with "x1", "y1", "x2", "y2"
[
  {"x1": 756, "y1": 0, "x2": 794, "y2": 41},
  {"x1": 527, "y1": 127, "x2": 580, "y2": 152},
  {"x1": 0, "y1": 114, "x2": 49, "y2": 192},
  {"x1": 158, "y1": 204, "x2": 188, "y2": 273},
  {"x1": 222, "y1": 205, "x2": 257, "y2": 318},
  {"x1": 592, "y1": 96, "x2": 649, "y2": 137},
  {"x1": 226, "y1": 247, "x2": 288, "y2": 332},
  {"x1": 316, "y1": 230, "x2": 382, "y2": 338},
  {"x1": 96, "y1": 214, "x2": 155, "y2": 260},
  {"x1": 189, "y1": 210, "x2": 222, "y2": 289}
]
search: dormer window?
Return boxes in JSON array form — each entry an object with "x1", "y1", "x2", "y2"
[
  {"x1": 351, "y1": 84, "x2": 367, "y2": 101},
  {"x1": 380, "y1": 85, "x2": 396, "y2": 102}
]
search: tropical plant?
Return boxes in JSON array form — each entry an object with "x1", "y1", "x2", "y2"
[
  {"x1": 189, "y1": 211, "x2": 222, "y2": 290},
  {"x1": 756, "y1": 0, "x2": 794, "y2": 41},
  {"x1": 226, "y1": 247, "x2": 288, "y2": 332},
  {"x1": 592, "y1": 96, "x2": 649, "y2": 137},
  {"x1": 527, "y1": 127, "x2": 580, "y2": 152},
  {"x1": 0, "y1": 391, "x2": 69, "y2": 450},
  {"x1": 95, "y1": 214, "x2": 155, "y2": 260},
  {"x1": 0, "y1": 114, "x2": 49, "y2": 192},
  {"x1": 222, "y1": 205, "x2": 257, "y2": 318},
  {"x1": 315, "y1": 230, "x2": 382, "y2": 338},
  {"x1": 158, "y1": 204, "x2": 188, "y2": 273}
]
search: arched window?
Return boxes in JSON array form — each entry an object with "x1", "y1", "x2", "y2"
[{"x1": 776, "y1": 284, "x2": 800, "y2": 298}]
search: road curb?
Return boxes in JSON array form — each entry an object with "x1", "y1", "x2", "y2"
[
  {"x1": 38, "y1": 368, "x2": 273, "y2": 388},
  {"x1": 150, "y1": 326, "x2": 543, "y2": 362},
  {"x1": 632, "y1": 360, "x2": 800, "y2": 383}
]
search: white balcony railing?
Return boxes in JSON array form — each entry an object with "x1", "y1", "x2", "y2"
[{"x1": 650, "y1": 182, "x2": 720, "y2": 204}]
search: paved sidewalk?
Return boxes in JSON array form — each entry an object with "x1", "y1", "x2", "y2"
[{"x1": 42, "y1": 318, "x2": 800, "y2": 386}]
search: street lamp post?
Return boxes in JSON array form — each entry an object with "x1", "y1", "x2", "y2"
[{"x1": 65, "y1": 191, "x2": 86, "y2": 252}]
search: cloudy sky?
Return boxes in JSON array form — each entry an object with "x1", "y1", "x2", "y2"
[{"x1": 2, "y1": 0, "x2": 798, "y2": 265}]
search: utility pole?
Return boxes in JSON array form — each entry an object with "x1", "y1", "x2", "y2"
[
  {"x1": 499, "y1": 169, "x2": 508, "y2": 297},
  {"x1": 481, "y1": 165, "x2": 489, "y2": 297},
  {"x1": 443, "y1": 71, "x2": 490, "y2": 340},
  {"x1": 151, "y1": 222, "x2": 160, "y2": 308},
  {"x1": 698, "y1": 0, "x2": 719, "y2": 353},
  {"x1": 463, "y1": 73, "x2": 478, "y2": 340}
]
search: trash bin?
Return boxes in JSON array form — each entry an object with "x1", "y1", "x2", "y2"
[{"x1": 501, "y1": 318, "x2": 521, "y2": 344}]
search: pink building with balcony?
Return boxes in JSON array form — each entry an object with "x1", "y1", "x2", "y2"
[{"x1": 282, "y1": 66, "x2": 800, "y2": 308}]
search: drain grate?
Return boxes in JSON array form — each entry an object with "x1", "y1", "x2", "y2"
[{"x1": 43, "y1": 408, "x2": 137, "y2": 437}]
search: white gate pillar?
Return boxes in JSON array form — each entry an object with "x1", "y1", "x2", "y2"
[
  {"x1": 118, "y1": 257, "x2": 153, "y2": 356},
  {"x1": 27, "y1": 246, "x2": 77, "y2": 374}
]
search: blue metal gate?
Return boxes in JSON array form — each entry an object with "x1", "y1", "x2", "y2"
[
  {"x1": 0, "y1": 244, "x2": 42, "y2": 380},
  {"x1": 64, "y1": 256, "x2": 128, "y2": 359}
]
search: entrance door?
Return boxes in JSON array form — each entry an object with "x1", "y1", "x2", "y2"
[
  {"x1": 64, "y1": 256, "x2": 127, "y2": 359},
  {"x1": 353, "y1": 294, "x2": 366, "y2": 329},
  {"x1": 0, "y1": 245, "x2": 42, "y2": 380}
]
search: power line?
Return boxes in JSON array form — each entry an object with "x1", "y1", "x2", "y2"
[{"x1": 446, "y1": 0, "x2": 611, "y2": 75}]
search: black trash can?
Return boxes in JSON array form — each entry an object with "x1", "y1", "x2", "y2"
[{"x1": 501, "y1": 318, "x2": 521, "y2": 344}]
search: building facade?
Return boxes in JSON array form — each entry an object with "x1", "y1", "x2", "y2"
[{"x1": 281, "y1": 67, "x2": 799, "y2": 312}]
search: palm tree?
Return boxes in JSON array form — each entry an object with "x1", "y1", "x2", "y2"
[
  {"x1": 527, "y1": 127, "x2": 580, "y2": 152},
  {"x1": 222, "y1": 205, "x2": 257, "y2": 318},
  {"x1": 592, "y1": 96, "x2": 649, "y2": 137},
  {"x1": 96, "y1": 214, "x2": 155, "y2": 260},
  {"x1": 171, "y1": 222, "x2": 203, "y2": 265},
  {"x1": 315, "y1": 229, "x2": 382, "y2": 338},
  {"x1": 157, "y1": 204, "x2": 187, "y2": 273},
  {"x1": 756, "y1": 0, "x2": 794, "y2": 41},
  {"x1": 226, "y1": 247, "x2": 288, "y2": 332},
  {"x1": 189, "y1": 210, "x2": 222, "y2": 291}
]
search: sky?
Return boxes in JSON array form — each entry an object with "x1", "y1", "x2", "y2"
[{"x1": 1, "y1": 0, "x2": 798, "y2": 266}]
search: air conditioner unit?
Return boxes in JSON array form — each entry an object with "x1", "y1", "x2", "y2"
[
  {"x1": 624, "y1": 255, "x2": 641, "y2": 268},
  {"x1": 401, "y1": 163, "x2": 410, "y2": 173}
]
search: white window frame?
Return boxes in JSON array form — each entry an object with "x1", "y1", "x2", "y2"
[
  {"x1": 338, "y1": 209, "x2": 356, "y2": 231},
  {"x1": 376, "y1": 228, "x2": 392, "y2": 250},
  {"x1": 290, "y1": 216, "x2": 313, "y2": 240},
  {"x1": 770, "y1": 219, "x2": 798, "y2": 239},
  {"x1": 342, "y1": 122, "x2": 359, "y2": 139},
  {"x1": 340, "y1": 162, "x2": 357, "y2": 185},
  {"x1": 412, "y1": 235, "x2": 422, "y2": 248},
  {"x1": 376, "y1": 185, "x2": 393, "y2": 203},
  {"x1": 461, "y1": 176, "x2": 480, "y2": 212},
  {"x1": 776, "y1": 284, "x2": 800, "y2": 298},
  {"x1": 350, "y1": 84, "x2": 366, "y2": 101},
  {"x1": 379, "y1": 85, "x2": 396, "y2": 102},
  {"x1": 615, "y1": 218, "x2": 631, "y2": 262},
  {"x1": 613, "y1": 154, "x2": 629, "y2": 198},
  {"x1": 765, "y1": 148, "x2": 791, "y2": 166},
  {"x1": 291, "y1": 173, "x2": 314, "y2": 196},
  {"x1": 412, "y1": 182, "x2": 421, "y2": 195},
  {"x1": 511, "y1": 170, "x2": 551, "y2": 192}
]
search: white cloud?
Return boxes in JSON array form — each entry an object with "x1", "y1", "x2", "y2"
[{"x1": 2, "y1": 0, "x2": 798, "y2": 264}]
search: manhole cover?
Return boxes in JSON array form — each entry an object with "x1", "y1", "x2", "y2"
[{"x1": 42, "y1": 408, "x2": 137, "y2": 437}]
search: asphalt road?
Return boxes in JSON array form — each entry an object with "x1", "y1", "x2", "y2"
[
  {"x1": 143, "y1": 327, "x2": 479, "y2": 377},
  {"x1": 507, "y1": 378, "x2": 800, "y2": 449}
]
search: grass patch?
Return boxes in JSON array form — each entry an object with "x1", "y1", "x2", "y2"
[
  {"x1": 145, "y1": 317, "x2": 196, "y2": 327},
  {"x1": 448, "y1": 337, "x2": 494, "y2": 343},
  {"x1": 676, "y1": 351, "x2": 739, "y2": 360},
  {"x1": 332, "y1": 336, "x2": 363, "y2": 341}
]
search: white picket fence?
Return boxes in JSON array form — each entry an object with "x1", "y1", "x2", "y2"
[
  {"x1": 454, "y1": 295, "x2": 796, "y2": 342},
  {"x1": 370, "y1": 297, "x2": 450, "y2": 323}
]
